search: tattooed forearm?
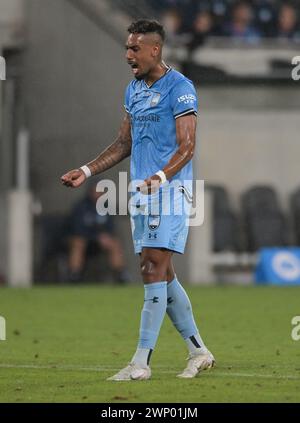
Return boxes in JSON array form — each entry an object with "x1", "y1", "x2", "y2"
[
  {"x1": 87, "y1": 136, "x2": 131, "y2": 175},
  {"x1": 85, "y1": 114, "x2": 132, "y2": 176}
]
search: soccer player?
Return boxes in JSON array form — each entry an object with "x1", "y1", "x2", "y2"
[{"x1": 61, "y1": 19, "x2": 215, "y2": 380}]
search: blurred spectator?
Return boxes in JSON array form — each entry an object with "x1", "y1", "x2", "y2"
[
  {"x1": 210, "y1": 0, "x2": 230, "y2": 33},
  {"x1": 253, "y1": 0, "x2": 277, "y2": 37},
  {"x1": 222, "y1": 1, "x2": 262, "y2": 42},
  {"x1": 145, "y1": 0, "x2": 300, "y2": 44},
  {"x1": 188, "y1": 11, "x2": 215, "y2": 50},
  {"x1": 161, "y1": 8, "x2": 191, "y2": 46},
  {"x1": 67, "y1": 182, "x2": 130, "y2": 284},
  {"x1": 146, "y1": 0, "x2": 300, "y2": 44},
  {"x1": 277, "y1": 2, "x2": 300, "y2": 41}
]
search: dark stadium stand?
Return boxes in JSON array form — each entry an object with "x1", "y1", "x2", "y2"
[
  {"x1": 207, "y1": 185, "x2": 240, "y2": 252},
  {"x1": 114, "y1": 0, "x2": 300, "y2": 43},
  {"x1": 241, "y1": 185, "x2": 288, "y2": 251},
  {"x1": 290, "y1": 188, "x2": 300, "y2": 245}
]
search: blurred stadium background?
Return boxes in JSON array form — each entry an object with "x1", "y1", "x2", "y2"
[{"x1": 0, "y1": 0, "x2": 300, "y2": 287}]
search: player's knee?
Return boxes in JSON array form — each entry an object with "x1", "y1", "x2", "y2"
[
  {"x1": 140, "y1": 258, "x2": 166, "y2": 283},
  {"x1": 166, "y1": 266, "x2": 175, "y2": 282}
]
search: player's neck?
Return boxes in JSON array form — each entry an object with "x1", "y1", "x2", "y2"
[{"x1": 144, "y1": 62, "x2": 169, "y2": 87}]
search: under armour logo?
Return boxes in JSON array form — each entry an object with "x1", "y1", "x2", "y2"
[
  {"x1": 145, "y1": 296, "x2": 159, "y2": 303},
  {"x1": 148, "y1": 233, "x2": 157, "y2": 239},
  {"x1": 167, "y1": 297, "x2": 174, "y2": 304}
]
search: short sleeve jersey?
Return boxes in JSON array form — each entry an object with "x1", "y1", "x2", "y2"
[{"x1": 124, "y1": 68, "x2": 198, "y2": 185}]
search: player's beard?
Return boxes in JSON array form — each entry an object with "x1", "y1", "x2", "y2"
[
  {"x1": 135, "y1": 68, "x2": 150, "y2": 81},
  {"x1": 134, "y1": 70, "x2": 146, "y2": 80},
  {"x1": 135, "y1": 74, "x2": 144, "y2": 80},
  {"x1": 134, "y1": 63, "x2": 152, "y2": 80}
]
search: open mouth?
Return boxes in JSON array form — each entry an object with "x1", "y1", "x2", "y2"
[{"x1": 129, "y1": 63, "x2": 139, "y2": 75}]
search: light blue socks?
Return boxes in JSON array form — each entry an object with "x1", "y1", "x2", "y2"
[
  {"x1": 132, "y1": 277, "x2": 206, "y2": 367},
  {"x1": 166, "y1": 276, "x2": 207, "y2": 355},
  {"x1": 132, "y1": 281, "x2": 167, "y2": 367}
]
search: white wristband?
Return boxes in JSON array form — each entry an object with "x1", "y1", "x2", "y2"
[
  {"x1": 155, "y1": 170, "x2": 167, "y2": 184},
  {"x1": 80, "y1": 165, "x2": 92, "y2": 179}
]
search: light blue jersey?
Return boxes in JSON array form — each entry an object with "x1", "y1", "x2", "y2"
[
  {"x1": 125, "y1": 68, "x2": 198, "y2": 254},
  {"x1": 124, "y1": 68, "x2": 198, "y2": 184}
]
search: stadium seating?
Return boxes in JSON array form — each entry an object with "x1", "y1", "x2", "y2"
[
  {"x1": 290, "y1": 188, "x2": 300, "y2": 245},
  {"x1": 207, "y1": 185, "x2": 240, "y2": 252},
  {"x1": 241, "y1": 185, "x2": 287, "y2": 251}
]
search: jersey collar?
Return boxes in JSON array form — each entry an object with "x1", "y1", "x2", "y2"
[{"x1": 143, "y1": 65, "x2": 172, "y2": 89}]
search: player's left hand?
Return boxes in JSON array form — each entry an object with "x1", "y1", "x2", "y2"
[{"x1": 138, "y1": 174, "x2": 162, "y2": 195}]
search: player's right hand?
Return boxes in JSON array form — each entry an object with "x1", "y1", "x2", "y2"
[{"x1": 61, "y1": 169, "x2": 86, "y2": 188}]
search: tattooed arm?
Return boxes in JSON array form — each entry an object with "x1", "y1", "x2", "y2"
[{"x1": 61, "y1": 113, "x2": 132, "y2": 188}]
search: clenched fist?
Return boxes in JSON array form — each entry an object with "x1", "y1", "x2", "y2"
[{"x1": 61, "y1": 169, "x2": 86, "y2": 188}]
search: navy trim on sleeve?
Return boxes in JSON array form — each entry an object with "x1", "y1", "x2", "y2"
[{"x1": 174, "y1": 109, "x2": 197, "y2": 119}]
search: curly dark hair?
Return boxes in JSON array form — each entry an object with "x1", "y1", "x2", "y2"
[{"x1": 127, "y1": 19, "x2": 165, "y2": 42}]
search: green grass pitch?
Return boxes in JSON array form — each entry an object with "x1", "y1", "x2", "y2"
[{"x1": 0, "y1": 285, "x2": 300, "y2": 403}]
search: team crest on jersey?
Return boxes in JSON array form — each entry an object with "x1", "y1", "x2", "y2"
[
  {"x1": 150, "y1": 93, "x2": 160, "y2": 107},
  {"x1": 148, "y1": 215, "x2": 160, "y2": 230}
]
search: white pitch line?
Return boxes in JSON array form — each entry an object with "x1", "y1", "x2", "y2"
[
  {"x1": 213, "y1": 372, "x2": 299, "y2": 381},
  {"x1": 0, "y1": 364, "x2": 299, "y2": 380}
]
